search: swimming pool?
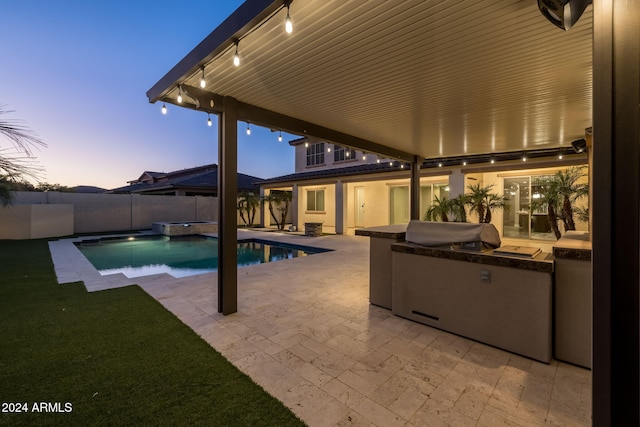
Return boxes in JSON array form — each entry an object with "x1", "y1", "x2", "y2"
[{"x1": 75, "y1": 235, "x2": 330, "y2": 278}]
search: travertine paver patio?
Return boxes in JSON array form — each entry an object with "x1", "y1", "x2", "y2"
[{"x1": 49, "y1": 230, "x2": 591, "y2": 426}]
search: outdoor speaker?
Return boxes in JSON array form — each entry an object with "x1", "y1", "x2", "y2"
[
  {"x1": 538, "y1": 0, "x2": 592, "y2": 31},
  {"x1": 571, "y1": 138, "x2": 587, "y2": 153}
]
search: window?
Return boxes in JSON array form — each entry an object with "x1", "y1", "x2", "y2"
[
  {"x1": 306, "y1": 142, "x2": 325, "y2": 166},
  {"x1": 333, "y1": 145, "x2": 357, "y2": 162},
  {"x1": 307, "y1": 189, "x2": 325, "y2": 212},
  {"x1": 503, "y1": 175, "x2": 555, "y2": 241},
  {"x1": 389, "y1": 186, "x2": 409, "y2": 224},
  {"x1": 419, "y1": 183, "x2": 449, "y2": 220}
]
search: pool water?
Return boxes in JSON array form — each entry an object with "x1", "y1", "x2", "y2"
[{"x1": 76, "y1": 235, "x2": 330, "y2": 278}]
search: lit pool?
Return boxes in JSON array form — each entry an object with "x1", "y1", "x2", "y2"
[{"x1": 75, "y1": 235, "x2": 330, "y2": 278}]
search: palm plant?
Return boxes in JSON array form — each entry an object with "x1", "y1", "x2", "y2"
[
  {"x1": 531, "y1": 167, "x2": 589, "y2": 239},
  {"x1": 237, "y1": 191, "x2": 260, "y2": 227},
  {"x1": 466, "y1": 183, "x2": 490, "y2": 223},
  {"x1": 483, "y1": 192, "x2": 506, "y2": 224},
  {"x1": 554, "y1": 166, "x2": 589, "y2": 232},
  {"x1": 424, "y1": 195, "x2": 452, "y2": 222},
  {"x1": 531, "y1": 176, "x2": 563, "y2": 239},
  {"x1": 0, "y1": 105, "x2": 46, "y2": 206},
  {"x1": 449, "y1": 193, "x2": 469, "y2": 222},
  {"x1": 466, "y1": 184, "x2": 504, "y2": 223},
  {"x1": 262, "y1": 190, "x2": 293, "y2": 230}
]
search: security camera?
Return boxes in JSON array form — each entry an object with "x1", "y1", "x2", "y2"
[
  {"x1": 538, "y1": 0, "x2": 592, "y2": 31},
  {"x1": 571, "y1": 138, "x2": 587, "y2": 153}
]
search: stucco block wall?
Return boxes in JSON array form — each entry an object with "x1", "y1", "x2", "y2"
[
  {"x1": 0, "y1": 204, "x2": 73, "y2": 239},
  {"x1": 4, "y1": 191, "x2": 219, "y2": 238}
]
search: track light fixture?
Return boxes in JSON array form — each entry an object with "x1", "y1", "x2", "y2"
[
  {"x1": 284, "y1": 2, "x2": 293, "y2": 34},
  {"x1": 161, "y1": 103, "x2": 167, "y2": 114},
  {"x1": 200, "y1": 66, "x2": 206, "y2": 88},
  {"x1": 233, "y1": 42, "x2": 240, "y2": 66}
]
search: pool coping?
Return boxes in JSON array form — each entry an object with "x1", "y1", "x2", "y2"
[{"x1": 48, "y1": 229, "x2": 334, "y2": 292}]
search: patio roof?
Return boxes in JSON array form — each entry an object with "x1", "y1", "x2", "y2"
[
  {"x1": 147, "y1": 0, "x2": 592, "y2": 161},
  {"x1": 146, "y1": 2, "x2": 640, "y2": 423}
]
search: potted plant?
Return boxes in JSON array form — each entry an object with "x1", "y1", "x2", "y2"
[
  {"x1": 532, "y1": 166, "x2": 588, "y2": 239},
  {"x1": 465, "y1": 183, "x2": 505, "y2": 223}
]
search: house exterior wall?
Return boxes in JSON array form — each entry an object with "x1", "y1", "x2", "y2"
[
  {"x1": 292, "y1": 138, "x2": 386, "y2": 173},
  {"x1": 280, "y1": 159, "x2": 588, "y2": 241}
]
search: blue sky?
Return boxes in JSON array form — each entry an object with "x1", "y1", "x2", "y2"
[{"x1": 1, "y1": 1, "x2": 296, "y2": 189}]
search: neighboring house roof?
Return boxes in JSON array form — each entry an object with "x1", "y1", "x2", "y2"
[
  {"x1": 71, "y1": 185, "x2": 107, "y2": 194},
  {"x1": 108, "y1": 164, "x2": 264, "y2": 194}
]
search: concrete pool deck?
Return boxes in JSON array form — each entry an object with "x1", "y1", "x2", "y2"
[{"x1": 49, "y1": 230, "x2": 591, "y2": 426}]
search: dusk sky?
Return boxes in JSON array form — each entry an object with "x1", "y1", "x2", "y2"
[{"x1": 1, "y1": 1, "x2": 296, "y2": 190}]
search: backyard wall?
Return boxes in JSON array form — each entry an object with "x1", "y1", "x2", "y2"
[
  {"x1": 0, "y1": 191, "x2": 220, "y2": 239},
  {"x1": 0, "y1": 204, "x2": 74, "y2": 239}
]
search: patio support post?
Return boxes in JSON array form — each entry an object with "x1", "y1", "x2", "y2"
[
  {"x1": 291, "y1": 184, "x2": 299, "y2": 231},
  {"x1": 218, "y1": 96, "x2": 238, "y2": 315},
  {"x1": 335, "y1": 180, "x2": 347, "y2": 234},
  {"x1": 592, "y1": 0, "x2": 640, "y2": 424},
  {"x1": 410, "y1": 157, "x2": 421, "y2": 220},
  {"x1": 259, "y1": 187, "x2": 266, "y2": 227}
]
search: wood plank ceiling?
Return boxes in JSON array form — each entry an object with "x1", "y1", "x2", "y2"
[{"x1": 162, "y1": 0, "x2": 593, "y2": 161}]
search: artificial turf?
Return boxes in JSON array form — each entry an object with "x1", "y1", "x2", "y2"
[{"x1": 0, "y1": 239, "x2": 306, "y2": 426}]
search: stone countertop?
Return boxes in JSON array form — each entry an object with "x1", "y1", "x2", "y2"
[
  {"x1": 355, "y1": 224, "x2": 407, "y2": 239},
  {"x1": 553, "y1": 234, "x2": 592, "y2": 261},
  {"x1": 391, "y1": 242, "x2": 554, "y2": 273}
]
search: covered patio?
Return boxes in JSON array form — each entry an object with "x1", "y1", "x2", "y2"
[
  {"x1": 146, "y1": 1, "x2": 640, "y2": 424},
  {"x1": 50, "y1": 229, "x2": 591, "y2": 425}
]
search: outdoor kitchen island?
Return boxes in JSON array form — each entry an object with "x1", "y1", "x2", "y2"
[{"x1": 357, "y1": 221, "x2": 554, "y2": 363}]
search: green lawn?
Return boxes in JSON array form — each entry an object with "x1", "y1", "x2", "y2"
[{"x1": 0, "y1": 240, "x2": 305, "y2": 426}]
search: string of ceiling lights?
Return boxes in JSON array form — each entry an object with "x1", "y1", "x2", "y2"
[
  {"x1": 159, "y1": 1, "x2": 585, "y2": 170},
  {"x1": 160, "y1": 0, "x2": 293, "y2": 126}
]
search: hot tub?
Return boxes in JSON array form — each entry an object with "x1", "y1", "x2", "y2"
[{"x1": 152, "y1": 221, "x2": 218, "y2": 236}]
